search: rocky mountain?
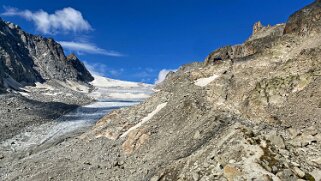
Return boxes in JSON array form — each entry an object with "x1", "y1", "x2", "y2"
[
  {"x1": 284, "y1": 0, "x2": 321, "y2": 36},
  {"x1": 66, "y1": 53, "x2": 94, "y2": 82},
  {"x1": 0, "y1": 18, "x2": 97, "y2": 146},
  {"x1": 1, "y1": 1, "x2": 321, "y2": 181},
  {"x1": 0, "y1": 18, "x2": 93, "y2": 91}
]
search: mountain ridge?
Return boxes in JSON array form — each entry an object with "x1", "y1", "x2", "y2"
[{"x1": 0, "y1": 18, "x2": 94, "y2": 91}]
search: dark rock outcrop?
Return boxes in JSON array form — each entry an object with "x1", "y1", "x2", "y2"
[
  {"x1": 284, "y1": 0, "x2": 321, "y2": 36},
  {"x1": 253, "y1": 21, "x2": 263, "y2": 34},
  {"x1": 204, "y1": 23, "x2": 285, "y2": 65},
  {"x1": 0, "y1": 18, "x2": 93, "y2": 91},
  {"x1": 0, "y1": 60, "x2": 5, "y2": 92},
  {"x1": 66, "y1": 54, "x2": 94, "y2": 82}
]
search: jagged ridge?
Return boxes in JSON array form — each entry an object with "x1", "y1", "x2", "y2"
[{"x1": 0, "y1": 18, "x2": 93, "y2": 91}]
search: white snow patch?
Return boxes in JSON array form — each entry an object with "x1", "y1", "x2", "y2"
[
  {"x1": 89, "y1": 75, "x2": 154, "y2": 100},
  {"x1": 120, "y1": 102, "x2": 168, "y2": 138},
  {"x1": 89, "y1": 87, "x2": 153, "y2": 100},
  {"x1": 194, "y1": 74, "x2": 219, "y2": 87},
  {"x1": 152, "y1": 88, "x2": 161, "y2": 92},
  {"x1": 19, "y1": 92, "x2": 30, "y2": 97},
  {"x1": 43, "y1": 92, "x2": 60, "y2": 96},
  {"x1": 34, "y1": 82, "x2": 55, "y2": 90},
  {"x1": 108, "y1": 92, "x2": 150, "y2": 99},
  {"x1": 91, "y1": 75, "x2": 151, "y2": 89}
]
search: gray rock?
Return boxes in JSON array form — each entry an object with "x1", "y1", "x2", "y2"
[
  {"x1": 293, "y1": 167, "x2": 305, "y2": 178},
  {"x1": 0, "y1": 19, "x2": 93, "y2": 91},
  {"x1": 253, "y1": 21, "x2": 264, "y2": 34},
  {"x1": 284, "y1": 0, "x2": 321, "y2": 36},
  {"x1": 267, "y1": 134, "x2": 285, "y2": 149}
]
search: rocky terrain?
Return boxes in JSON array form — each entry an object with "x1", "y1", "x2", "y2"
[
  {"x1": 0, "y1": 18, "x2": 94, "y2": 89},
  {"x1": 0, "y1": 15, "x2": 99, "y2": 141},
  {"x1": 1, "y1": 1, "x2": 321, "y2": 181}
]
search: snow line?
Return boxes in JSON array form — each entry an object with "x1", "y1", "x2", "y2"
[{"x1": 120, "y1": 102, "x2": 168, "y2": 138}]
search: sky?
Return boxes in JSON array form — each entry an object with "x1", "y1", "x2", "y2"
[{"x1": 0, "y1": 0, "x2": 314, "y2": 83}]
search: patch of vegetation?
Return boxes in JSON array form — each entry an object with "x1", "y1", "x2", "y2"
[
  {"x1": 303, "y1": 173, "x2": 315, "y2": 181},
  {"x1": 260, "y1": 145, "x2": 279, "y2": 169}
]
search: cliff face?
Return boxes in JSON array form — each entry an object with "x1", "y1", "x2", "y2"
[
  {"x1": 284, "y1": 0, "x2": 321, "y2": 36},
  {"x1": 66, "y1": 54, "x2": 94, "y2": 82},
  {"x1": 0, "y1": 19, "x2": 93, "y2": 91},
  {"x1": 0, "y1": 60, "x2": 5, "y2": 92}
]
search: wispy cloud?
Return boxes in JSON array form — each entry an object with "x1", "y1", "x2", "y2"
[
  {"x1": 83, "y1": 61, "x2": 124, "y2": 77},
  {"x1": 59, "y1": 41, "x2": 123, "y2": 57},
  {"x1": 155, "y1": 69, "x2": 177, "y2": 84},
  {"x1": 1, "y1": 6, "x2": 92, "y2": 34},
  {"x1": 83, "y1": 61, "x2": 107, "y2": 76}
]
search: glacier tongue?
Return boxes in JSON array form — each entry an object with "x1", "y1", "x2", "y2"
[
  {"x1": 1, "y1": 75, "x2": 154, "y2": 154},
  {"x1": 0, "y1": 100, "x2": 140, "y2": 153},
  {"x1": 89, "y1": 75, "x2": 154, "y2": 101}
]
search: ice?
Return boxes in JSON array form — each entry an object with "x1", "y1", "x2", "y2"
[
  {"x1": 0, "y1": 74, "x2": 155, "y2": 152},
  {"x1": 89, "y1": 75, "x2": 154, "y2": 100},
  {"x1": 1, "y1": 100, "x2": 140, "y2": 152}
]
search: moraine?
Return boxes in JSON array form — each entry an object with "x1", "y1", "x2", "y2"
[
  {"x1": 0, "y1": 99, "x2": 141, "y2": 154},
  {"x1": 0, "y1": 75, "x2": 154, "y2": 156}
]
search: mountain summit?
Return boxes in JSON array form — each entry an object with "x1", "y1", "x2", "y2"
[
  {"x1": 284, "y1": 0, "x2": 321, "y2": 36},
  {"x1": 0, "y1": 19, "x2": 93, "y2": 91}
]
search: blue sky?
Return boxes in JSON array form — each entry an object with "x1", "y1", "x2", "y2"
[{"x1": 0, "y1": 0, "x2": 314, "y2": 83}]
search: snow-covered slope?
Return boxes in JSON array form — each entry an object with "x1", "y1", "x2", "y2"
[
  {"x1": 91, "y1": 75, "x2": 151, "y2": 89},
  {"x1": 89, "y1": 75, "x2": 154, "y2": 100}
]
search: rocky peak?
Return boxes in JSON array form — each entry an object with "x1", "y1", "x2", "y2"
[
  {"x1": 284, "y1": 0, "x2": 321, "y2": 36},
  {"x1": 66, "y1": 53, "x2": 78, "y2": 61},
  {"x1": 4, "y1": 21, "x2": 21, "y2": 30},
  {"x1": 65, "y1": 53, "x2": 94, "y2": 82},
  {"x1": 204, "y1": 22, "x2": 285, "y2": 65},
  {"x1": 253, "y1": 21, "x2": 263, "y2": 34},
  {"x1": 0, "y1": 18, "x2": 94, "y2": 91}
]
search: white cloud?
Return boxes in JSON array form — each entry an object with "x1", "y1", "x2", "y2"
[
  {"x1": 83, "y1": 61, "x2": 124, "y2": 78},
  {"x1": 59, "y1": 41, "x2": 123, "y2": 57},
  {"x1": 155, "y1": 69, "x2": 177, "y2": 84},
  {"x1": 83, "y1": 61, "x2": 106, "y2": 76},
  {"x1": 2, "y1": 7, "x2": 92, "y2": 34}
]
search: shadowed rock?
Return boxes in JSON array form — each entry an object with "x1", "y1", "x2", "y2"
[
  {"x1": 0, "y1": 18, "x2": 93, "y2": 91},
  {"x1": 284, "y1": 0, "x2": 321, "y2": 36}
]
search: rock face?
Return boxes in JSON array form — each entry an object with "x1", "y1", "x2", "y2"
[
  {"x1": 284, "y1": 0, "x2": 321, "y2": 36},
  {"x1": 0, "y1": 60, "x2": 5, "y2": 92},
  {"x1": 0, "y1": 18, "x2": 93, "y2": 91},
  {"x1": 66, "y1": 54, "x2": 94, "y2": 82},
  {"x1": 204, "y1": 22, "x2": 285, "y2": 66},
  {"x1": 253, "y1": 21, "x2": 263, "y2": 34},
  {"x1": 2, "y1": 1, "x2": 321, "y2": 181}
]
